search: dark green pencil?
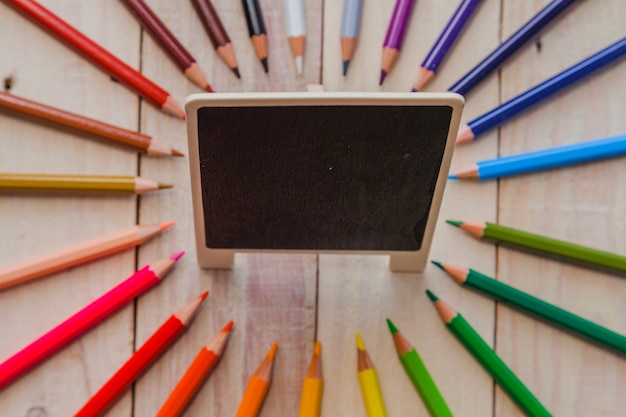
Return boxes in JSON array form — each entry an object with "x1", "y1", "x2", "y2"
[
  {"x1": 446, "y1": 220, "x2": 626, "y2": 275},
  {"x1": 431, "y1": 261, "x2": 626, "y2": 356},
  {"x1": 386, "y1": 318, "x2": 453, "y2": 417},
  {"x1": 426, "y1": 290, "x2": 552, "y2": 417}
]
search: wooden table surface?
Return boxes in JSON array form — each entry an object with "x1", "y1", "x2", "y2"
[{"x1": 1, "y1": 0, "x2": 625, "y2": 416}]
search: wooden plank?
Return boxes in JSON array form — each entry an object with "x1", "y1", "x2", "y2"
[
  {"x1": 0, "y1": 1, "x2": 141, "y2": 416},
  {"x1": 320, "y1": 0, "x2": 501, "y2": 415},
  {"x1": 133, "y1": 1, "x2": 322, "y2": 416},
  {"x1": 497, "y1": 0, "x2": 626, "y2": 415}
]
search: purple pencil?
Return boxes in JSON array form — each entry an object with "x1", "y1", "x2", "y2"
[
  {"x1": 380, "y1": 0, "x2": 417, "y2": 85},
  {"x1": 412, "y1": 0, "x2": 482, "y2": 91}
]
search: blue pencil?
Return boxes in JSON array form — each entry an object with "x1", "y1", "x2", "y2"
[
  {"x1": 456, "y1": 37, "x2": 626, "y2": 145},
  {"x1": 450, "y1": 134, "x2": 626, "y2": 180},
  {"x1": 412, "y1": 0, "x2": 482, "y2": 92},
  {"x1": 340, "y1": 0, "x2": 364, "y2": 76},
  {"x1": 448, "y1": 0, "x2": 580, "y2": 96}
]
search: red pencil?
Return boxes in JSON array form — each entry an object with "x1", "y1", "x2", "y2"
[
  {"x1": 4, "y1": 0, "x2": 186, "y2": 119},
  {"x1": 0, "y1": 251, "x2": 184, "y2": 390},
  {"x1": 75, "y1": 291, "x2": 209, "y2": 417}
]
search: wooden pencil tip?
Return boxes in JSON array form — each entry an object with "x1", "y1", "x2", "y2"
[
  {"x1": 386, "y1": 318, "x2": 398, "y2": 334},
  {"x1": 169, "y1": 250, "x2": 185, "y2": 262},
  {"x1": 413, "y1": 68, "x2": 435, "y2": 91},
  {"x1": 355, "y1": 333, "x2": 365, "y2": 351},
  {"x1": 267, "y1": 342, "x2": 278, "y2": 361},
  {"x1": 446, "y1": 220, "x2": 463, "y2": 228},
  {"x1": 199, "y1": 290, "x2": 210, "y2": 300},
  {"x1": 456, "y1": 125, "x2": 475, "y2": 145},
  {"x1": 314, "y1": 340, "x2": 321, "y2": 356},
  {"x1": 426, "y1": 289, "x2": 439, "y2": 302},
  {"x1": 159, "y1": 221, "x2": 176, "y2": 231},
  {"x1": 158, "y1": 183, "x2": 173, "y2": 189},
  {"x1": 222, "y1": 320, "x2": 234, "y2": 332},
  {"x1": 171, "y1": 148, "x2": 185, "y2": 157},
  {"x1": 162, "y1": 96, "x2": 186, "y2": 120},
  {"x1": 431, "y1": 260, "x2": 444, "y2": 271}
]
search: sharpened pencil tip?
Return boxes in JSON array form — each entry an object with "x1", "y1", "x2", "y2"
[
  {"x1": 314, "y1": 340, "x2": 321, "y2": 356},
  {"x1": 171, "y1": 148, "x2": 185, "y2": 157},
  {"x1": 222, "y1": 320, "x2": 234, "y2": 332},
  {"x1": 261, "y1": 58, "x2": 269, "y2": 73},
  {"x1": 386, "y1": 318, "x2": 398, "y2": 334},
  {"x1": 233, "y1": 67, "x2": 241, "y2": 79},
  {"x1": 199, "y1": 291, "x2": 209, "y2": 300},
  {"x1": 343, "y1": 60, "x2": 350, "y2": 76},
  {"x1": 159, "y1": 221, "x2": 176, "y2": 231},
  {"x1": 426, "y1": 289, "x2": 439, "y2": 302},
  {"x1": 355, "y1": 333, "x2": 365, "y2": 351},
  {"x1": 169, "y1": 250, "x2": 185, "y2": 262},
  {"x1": 411, "y1": 87, "x2": 417, "y2": 92},
  {"x1": 205, "y1": 85, "x2": 214, "y2": 93},
  {"x1": 379, "y1": 70, "x2": 388, "y2": 86},
  {"x1": 446, "y1": 220, "x2": 463, "y2": 228},
  {"x1": 267, "y1": 342, "x2": 278, "y2": 361},
  {"x1": 158, "y1": 183, "x2": 173, "y2": 189},
  {"x1": 430, "y1": 260, "x2": 444, "y2": 271},
  {"x1": 448, "y1": 174, "x2": 457, "y2": 180}
]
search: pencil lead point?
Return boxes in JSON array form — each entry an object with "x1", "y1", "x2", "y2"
[
  {"x1": 158, "y1": 183, "x2": 173, "y2": 189},
  {"x1": 159, "y1": 221, "x2": 176, "y2": 231},
  {"x1": 222, "y1": 320, "x2": 234, "y2": 332},
  {"x1": 314, "y1": 340, "x2": 321, "y2": 356},
  {"x1": 261, "y1": 58, "x2": 269, "y2": 73},
  {"x1": 295, "y1": 56, "x2": 304, "y2": 75},
  {"x1": 446, "y1": 220, "x2": 463, "y2": 228},
  {"x1": 233, "y1": 67, "x2": 241, "y2": 79},
  {"x1": 430, "y1": 260, "x2": 444, "y2": 271},
  {"x1": 205, "y1": 84, "x2": 214, "y2": 93},
  {"x1": 171, "y1": 148, "x2": 185, "y2": 157},
  {"x1": 355, "y1": 333, "x2": 365, "y2": 351},
  {"x1": 425, "y1": 289, "x2": 439, "y2": 302},
  {"x1": 267, "y1": 342, "x2": 278, "y2": 361},
  {"x1": 342, "y1": 60, "x2": 350, "y2": 76},
  {"x1": 199, "y1": 291, "x2": 209, "y2": 300},
  {"x1": 379, "y1": 70, "x2": 388, "y2": 86},
  {"x1": 169, "y1": 250, "x2": 185, "y2": 262},
  {"x1": 448, "y1": 174, "x2": 457, "y2": 180},
  {"x1": 386, "y1": 318, "x2": 398, "y2": 334},
  {"x1": 411, "y1": 87, "x2": 417, "y2": 92}
]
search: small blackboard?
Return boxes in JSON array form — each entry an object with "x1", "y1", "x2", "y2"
[{"x1": 186, "y1": 92, "x2": 463, "y2": 272}]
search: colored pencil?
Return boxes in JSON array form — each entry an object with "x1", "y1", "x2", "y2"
[
  {"x1": 0, "y1": 252, "x2": 184, "y2": 390},
  {"x1": 450, "y1": 133, "x2": 626, "y2": 180},
  {"x1": 298, "y1": 341, "x2": 323, "y2": 417},
  {"x1": 191, "y1": 0, "x2": 240, "y2": 79},
  {"x1": 242, "y1": 0, "x2": 269, "y2": 72},
  {"x1": 427, "y1": 290, "x2": 552, "y2": 417},
  {"x1": 340, "y1": 0, "x2": 363, "y2": 76},
  {"x1": 447, "y1": 220, "x2": 626, "y2": 275},
  {"x1": 412, "y1": 0, "x2": 482, "y2": 91},
  {"x1": 380, "y1": 0, "x2": 416, "y2": 85},
  {"x1": 120, "y1": 0, "x2": 213, "y2": 92},
  {"x1": 0, "y1": 222, "x2": 174, "y2": 291},
  {"x1": 386, "y1": 319, "x2": 452, "y2": 417},
  {"x1": 456, "y1": 37, "x2": 626, "y2": 144},
  {"x1": 75, "y1": 291, "x2": 208, "y2": 417},
  {"x1": 432, "y1": 261, "x2": 626, "y2": 356},
  {"x1": 0, "y1": 91, "x2": 183, "y2": 156},
  {"x1": 0, "y1": 173, "x2": 172, "y2": 194},
  {"x1": 3, "y1": 0, "x2": 185, "y2": 119},
  {"x1": 356, "y1": 333, "x2": 387, "y2": 417},
  {"x1": 235, "y1": 342, "x2": 278, "y2": 417},
  {"x1": 448, "y1": 0, "x2": 580, "y2": 96},
  {"x1": 156, "y1": 321, "x2": 234, "y2": 417},
  {"x1": 284, "y1": 0, "x2": 307, "y2": 75}
]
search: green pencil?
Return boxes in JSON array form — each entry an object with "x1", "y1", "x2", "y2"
[
  {"x1": 431, "y1": 261, "x2": 626, "y2": 356},
  {"x1": 386, "y1": 318, "x2": 453, "y2": 417},
  {"x1": 426, "y1": 290, "x2": 552, "y2": 417},
  {"x1": 447, "y1": 220, "x2": 626, "y2": 275}
]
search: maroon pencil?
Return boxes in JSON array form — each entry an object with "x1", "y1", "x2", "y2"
[
  {"x1": 191, "y1": 0, "x2": 241, "y2": 79},
  {"x1": 120, "y1": 0, "x2": 213, "y2": 92}
]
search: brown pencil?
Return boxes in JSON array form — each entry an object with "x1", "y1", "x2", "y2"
[
  {"x1": 191, "y1": 0, "x2": 241, "y2": 78},
  {"x1": 0, "y1": 173, "x2": 172, "y2": 194},
  {"x1": 120, "y1": 0, "x2": 213, "y2": 92},
  {"x1": 0, "y1": 91, "x2": 183, "y2": 156}
]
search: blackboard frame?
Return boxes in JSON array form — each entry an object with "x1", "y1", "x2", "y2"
[{"x1": 185, "y1": 92, "x2": 464, "y2": 272}]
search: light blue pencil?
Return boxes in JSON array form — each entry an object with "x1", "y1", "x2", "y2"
[
  {"x1": 449, "y1": 134, "x2": 626, "y2": 180},
  {"x1": 340, "y1": 0, "x2": 364, "y2": 75}
]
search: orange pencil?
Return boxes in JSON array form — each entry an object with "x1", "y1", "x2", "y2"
[
  {"x1": 235, "y1": 342, "x2": 278, "y2": 417},
  {"x1": 0, "y1": 221, "x2": 174, "y2": 291},
  {"x1": 156, "y1": 321, "x2": 234, "y2": 417}
]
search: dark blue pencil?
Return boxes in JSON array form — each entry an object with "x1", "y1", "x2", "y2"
[
  {"x1": 412, "y1": 0, "x2": 482, "y2": 92},
  {"x1": 448, "y1": 0, "x2": 580, "y2": 96},
  {"x1": 457, "y1": 37, "x2": 626, "y2": 145}
]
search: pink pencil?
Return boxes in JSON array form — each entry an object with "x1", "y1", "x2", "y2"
[{"x1": 0, "y1": 251, "x2": 184, "y2": 390}]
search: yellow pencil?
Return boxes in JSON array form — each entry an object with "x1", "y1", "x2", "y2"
[
  {"x1": 0, "y1": 173, "x2": 172, "y2": 194},
  {"x1": 299, "y1": 340, "x2": 323, "y2": 417},
  {"x1": 356, "y1": 333, "x2": 387, "y2": 417}
]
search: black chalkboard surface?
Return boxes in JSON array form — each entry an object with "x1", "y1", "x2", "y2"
[{"x1": 186, "y1": 93, "x2": 464, "y2": 271}]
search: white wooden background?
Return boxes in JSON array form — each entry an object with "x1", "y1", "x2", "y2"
[{"x1": 0, "y1": 0, "x2": 624, "y2": 416}]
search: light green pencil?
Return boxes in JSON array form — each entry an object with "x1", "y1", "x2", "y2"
[
  {"x1": 427, "y1": 290, "x2": 552, "y2": 417},
  {"x1": 386, "y1": 318, "x2": 453, "y2": 417}
]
